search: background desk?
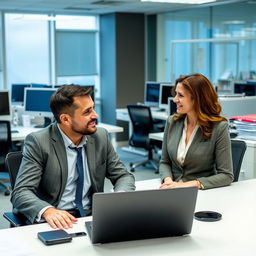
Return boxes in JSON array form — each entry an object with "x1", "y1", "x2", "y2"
[
  {"x1": 0, "y1": 179, "x2": 255, "y2": 256},
  {"x1": 149, "y1": 132, "x2": 256, "y2": 180},
  {"x1": 11, "y1": 123, "x2": 123, "y2": 149},
  {"x1": 116, "y1": 108, "x2": 168, "y2": 122}
]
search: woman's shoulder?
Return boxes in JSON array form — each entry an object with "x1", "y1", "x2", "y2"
[
  {"x1": 167, "y1": 114, "x2": 185, "y2": 124},
  {"x1": 213, "y1": 120, "x2": 229, "y2": 129}
]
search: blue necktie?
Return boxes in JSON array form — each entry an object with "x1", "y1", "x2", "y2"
[{"x1": 70, "y1": 146, "x2": 86, "y2": 217}]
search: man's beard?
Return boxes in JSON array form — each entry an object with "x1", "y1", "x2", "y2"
[{"x1": 71, "y1": 119, "x2": 97, "y2": 135}]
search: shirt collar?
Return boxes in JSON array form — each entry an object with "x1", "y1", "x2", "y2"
[{"x1": 57, "y1": 123, "x2": 87, "y2": 149}]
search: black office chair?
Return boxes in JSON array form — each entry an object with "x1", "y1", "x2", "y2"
[
  {"x1": 0, "y1": 121, "x2": 13, "y2": 196},
  {"x1": 127, "y1": 104, "x2": 163, "y2": 173},
  {"x1": 231, "y1": 140, "x2": 247, "y2": 182},
  {"x1": 3, "y1": 151, "x2": 28, "y2": 227}
]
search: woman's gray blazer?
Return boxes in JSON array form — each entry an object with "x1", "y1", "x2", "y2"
[{"x1": 159, "y1": 116, "x2": 233, "y2": 189}]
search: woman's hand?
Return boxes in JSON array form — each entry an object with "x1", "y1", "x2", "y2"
[
  {"x1": 159, "y1": 177, "x2": 174, "y2": 189},
  {"x1": 160, "y1": 178, "x2": 201, "y2": 189}
]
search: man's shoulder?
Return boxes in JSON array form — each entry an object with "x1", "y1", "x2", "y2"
[
  {"x1": 26, "y1": 123, "x2": 58, "y2": 140},
  {"x1": 90, "y1": 127, "x2": 108, "y2": 139}
]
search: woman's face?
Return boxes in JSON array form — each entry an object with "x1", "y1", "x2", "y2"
[{"x1": 173, "y1": 82, "x2": 195, "y2": 115}]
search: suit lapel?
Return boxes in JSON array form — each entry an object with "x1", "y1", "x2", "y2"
[
  {"x1": 168, "y1": 120, "x2": 184, "y2": 168},
  {"x1": 51, "y1": 124, "x2": 68, "y2": 202},
  {"x1": 86, "y1": 135, "x2": 97, "y2": 192},
  {"x1": 183, "y1": 127, "x2": 205, "y2": 165}
]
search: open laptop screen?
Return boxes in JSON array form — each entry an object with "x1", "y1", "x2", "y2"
[{"x1": 86, "y1": 186, "x2": 198, "y2": 244}]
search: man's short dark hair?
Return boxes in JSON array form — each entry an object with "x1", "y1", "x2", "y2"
[{"x1": 50, "y1": 84, "x2": 92, "y2": 123}]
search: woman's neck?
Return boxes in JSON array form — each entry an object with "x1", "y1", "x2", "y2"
[{"x1": 186, "y1": 114, "x2": 198, "y2": 128}]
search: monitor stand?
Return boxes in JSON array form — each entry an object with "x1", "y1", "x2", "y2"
[{"x1": 34, "y1": 117, "x2": 52, "y2": 128}]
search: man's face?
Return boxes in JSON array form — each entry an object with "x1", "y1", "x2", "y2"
[{"x1": 69, "y1": 95, "x2": 98, "y2": 135}]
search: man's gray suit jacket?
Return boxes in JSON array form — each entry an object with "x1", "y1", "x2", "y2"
[{"x1": 11, "y1": 123, "x2": 135, "y2": 224}]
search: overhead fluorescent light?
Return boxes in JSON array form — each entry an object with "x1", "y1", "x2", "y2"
[
  {"x1": 141, "y1": 0, "x2": 216, "y2": 4},
  {"x1": 223, "y1": 20, "x2": 245, "y2": 25}
]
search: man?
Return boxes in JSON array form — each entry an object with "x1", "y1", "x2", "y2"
[{"x1": 11, "y1": 85, "x2": 135, "y2": 229}]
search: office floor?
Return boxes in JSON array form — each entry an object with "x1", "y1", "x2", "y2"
[{"x1": 0, "y1": 147, "x2": 160, "y2": 229}]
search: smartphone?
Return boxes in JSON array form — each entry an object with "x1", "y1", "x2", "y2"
[
  {"x1": 194, "y1": 211, "x2": 222, "y2": 222},
  {"x1": 38, "y1": 230, "x2": 72, "y2": 245}
]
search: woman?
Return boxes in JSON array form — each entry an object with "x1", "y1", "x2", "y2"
[{"x1": 159, "y1": 73, "x2": 233, "y2": 190}]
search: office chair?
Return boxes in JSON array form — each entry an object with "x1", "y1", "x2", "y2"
[
  {"x1": 127, "y1": 104, "x2": 163, "y2": 174},
  {"x1": 231, "y1": 140, "x2": 247, "y2": 182},
  {"x1": 3, "y1": 151, "x2": 28, "y2": 227},
  {"x1": 0, "y1": 121, "x2": 13, "y2": 196}
]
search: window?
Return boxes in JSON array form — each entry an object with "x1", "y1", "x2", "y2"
[
  {"x1": 5, "y1": 14, "x2": 50, "y2": 87},
  {"x1": 55, "y1": 15, "x2": 99, "y2": 99}
]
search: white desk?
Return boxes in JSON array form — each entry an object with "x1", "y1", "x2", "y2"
[
  {"x1": 149, "y1": 132, "x2": 256, "y2": 180},
  {"x1": 149, "y1": 132, "x2": 164, "y2": 142},
  {"x1": 11, "y1": 123, "x2": 123, "y2": 149},
  {"x1": 0, "y1": 179, "x2": 255, "y2": 256}
]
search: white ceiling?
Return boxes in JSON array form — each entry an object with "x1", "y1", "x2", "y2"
[{"x1": 0, "y1": 0, "x2": 248, "y2": 15}]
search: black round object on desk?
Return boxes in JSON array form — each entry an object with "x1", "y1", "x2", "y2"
[{"x1": 194, "y1": 211, "x2": 222, "y2": 222}]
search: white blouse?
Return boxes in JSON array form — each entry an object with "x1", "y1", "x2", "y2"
[{"x1": 177, "y1": 117, "x2": 199, "y2": 166}]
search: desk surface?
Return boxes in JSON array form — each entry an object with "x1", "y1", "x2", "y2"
[
  {"x1": 1, "y1": 179, "x2": 255, "y2": 256},
  {"x1": 11, "y1": 123, "x2": 123, "y2": 141}
]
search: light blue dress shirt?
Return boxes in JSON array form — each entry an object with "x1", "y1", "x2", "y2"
[{"x1": 57, "y1": 125, "x2": 92, "y2": 210}]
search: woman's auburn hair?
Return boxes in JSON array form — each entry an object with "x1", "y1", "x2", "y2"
[{"x1": 173, "y1": 73, "x2": 227, "y2": 138}]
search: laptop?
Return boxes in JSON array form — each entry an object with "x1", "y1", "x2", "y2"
[{"x1": 85, "y1": 186, "x2": 198, "y2": 244}]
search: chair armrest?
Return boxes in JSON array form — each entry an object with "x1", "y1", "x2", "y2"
[{"x1": 3, "y1": 212, "x2": 28, "y2": 227}]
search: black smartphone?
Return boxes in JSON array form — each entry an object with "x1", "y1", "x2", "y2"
[
  {"x1": 194, "y1": 211, "x2": 222, "y2": 222},
  {"x1": 38, "y1": 230, "x2": 72, "y2": 245}
]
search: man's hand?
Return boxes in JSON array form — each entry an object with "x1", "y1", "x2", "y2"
[{"x1": 42, "y1": 207, "x2": 77, "y2": 229}]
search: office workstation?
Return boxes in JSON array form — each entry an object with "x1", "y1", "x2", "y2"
[
  {"x1": 1, "y1": 2, "x2": 256, "y2": 256},
  {"x1": 0, "y1": 86, "x2": 124, "y2": 144}
]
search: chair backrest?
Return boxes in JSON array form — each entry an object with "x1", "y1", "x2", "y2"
[
  {"x1": 127, "y1": 104, "x2": 154, "y2": 149},
  {"x1": 231, "y1": 140, "x2": 247, "y2": 182},
  {"x1": 5, "y1": 151, "x2": 23, "y2": 189},
  {"x1": 0, "y1": 121, "x2": 12, "y2": 156}
]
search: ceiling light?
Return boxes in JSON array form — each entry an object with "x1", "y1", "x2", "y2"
[
  {"x1": 141, "y1": 0, "x2": 217, "y2": 4},
  {"x1": 223, "y1": 20, "x2": 245, "y2": 25}
]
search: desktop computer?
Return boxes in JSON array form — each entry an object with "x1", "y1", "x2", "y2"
[
  {"x1": 144, "y1": 82, "x2": 161, "y2": 108},
  {"x1": 24, "y1": 88, "x2": 57, "y2": 128},
  {"x1": 159, "y1": 84, "x2": 174, "y2": 111}
]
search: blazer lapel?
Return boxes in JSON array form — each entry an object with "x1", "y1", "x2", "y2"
[
  {"x1": 168, "y1": 120, "x2": 184, "y2": 168},
  {"x1": 51, "y1": 124, "x2": 68, "y2": 202},
  {"x1": 86, "y1": 135, "x2": 97, "y2": 192},
  {"x1": 183, "y1": 127, "x2": 205, "y2": 165}
]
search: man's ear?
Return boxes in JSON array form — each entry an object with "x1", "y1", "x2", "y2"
[{"x1": 59, "y1": 113, "x2": 70, "y2": 125}]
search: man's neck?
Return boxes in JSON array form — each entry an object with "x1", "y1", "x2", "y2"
[{"x1": 59, "y1": 124, "x2": 83, "y2": 146}]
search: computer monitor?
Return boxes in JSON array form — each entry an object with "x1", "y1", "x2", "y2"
[
  {"x1": 24, "y1": 88, "x2": 57, "y2": 117},
  {"x1": 11, "y1": 83, "x2": 31, "y2": 103},
  {"x1": 144, "y1": 82, "x2": 161, "y2": 107},
  {"x1": 234, "y1": 81, "x2": 256, "y2": 96},
  {"x1": 31, "y1": 83, "x2": 51, "y2": 88},
  {"x1": 159, "y1": 84, "x2": 174, "y2": 111},
  {"x1": 167, "y1": 97, "x2": 177, "y2": 115},
  {"x1": 0, "y1": 90, "x2": 12, "y2": 121}
]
